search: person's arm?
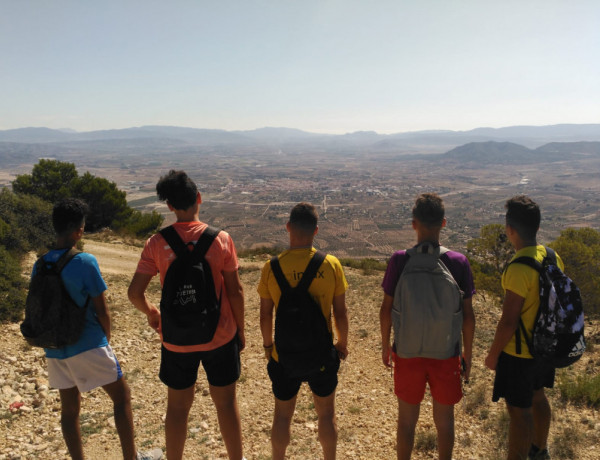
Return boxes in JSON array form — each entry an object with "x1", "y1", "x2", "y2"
[
  {"x1": 461, "y1": 296, "x2": 475, "y2": 381},
  {"x1": 485, "y1": 289, "x2": 525, "y2": 370},
  {"x1": 259, "y1": 297, "x2": 275, "y2": 360},
  {"x1": 223, "y1": 269, "x2": 245, "y2": 351},
  {"x1": 332, "y1": 293, "x2": 349, "y2": 359},
  {"x1": 128, "y1": 272, "x2": 161, "y2": 332},
  {"x1": 92, "y1": 292, "x2": 111, "y2": 342},
  {"x1": 379, "y1": 293, "x2": 394, "y2": 368}
]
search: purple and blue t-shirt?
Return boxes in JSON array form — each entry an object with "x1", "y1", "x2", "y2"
[{"x1": 381, "y1": 244, "x2": 476, "y2": 299}]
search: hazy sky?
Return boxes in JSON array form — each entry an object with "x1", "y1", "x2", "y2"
[{"x1": 1, "y1": 1, "x2": 599, "y2": 134}]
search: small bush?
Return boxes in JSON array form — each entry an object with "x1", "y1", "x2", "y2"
[
  {"x1": 463, "y1": 382, "x2": 488, "y2": 417},
  {"x1": 113, "y1": 209, "x2": 164, "y2": 238},
  {"x1": 414, "y1": 430, "x2": 437, "y2": 453},
  {"x1": 551, "y1": 425, "x2": 582, "y2": 459},
  {"x1": 339, "y1": 258, "x2": 387, "y2": 275},
  {"x1": 0, "y1": 246, "x2": 27, "y2": 323},
  {"x1": 557, "y1": 371, "x2": 600, "y2": 407},
  {"x1": 0, "y1": 189, "x2": 54, "y2": 253},
  {"x1": 237, "y1": 246, "x2": 282, "y2": 259}
]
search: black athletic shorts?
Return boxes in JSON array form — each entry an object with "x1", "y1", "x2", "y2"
[
  {"x1": 159, "y1": 335, "x2": 241, "y2": 390},
  {"x1": 267, "y1": 354, "x2": 340, "y2": 401},
  {"x1": 492, "y1": 351, "x2": 555, "y2": 408}
]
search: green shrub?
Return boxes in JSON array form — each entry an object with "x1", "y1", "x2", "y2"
[
  {"x1": 12, "y1": 160, "x2": 162, "y2": 237},
  {"x1": 113, "y1": 209, "x2": 164, "y2": 238},
  {"x1": 237, "y1": 246, "x2": 282, "y2": 259},
  {"x1": 551, "y1": 426, "x2": 582, "y2": 459},
  {"x1": 557, "y1": 371, "x2": 600, "y2": 407},
  {"x1": 550, "y1": 227, "x2": 600, "y2": 316},
  {"x1": 0, "y1": 246, "x2": 27, "y2": 322},
  {"x1": 466, "y1": 224, "x2": 514, "y2": 304},
  {"x1": 71, "y1": 171, "x2": 132, "y2": 231},
  {"x1": 0, "y1": 188, "x2": 54, "y2": 253},
  {"x1": 12, "y1": 159, "x2": 77, "y2": 203},
  {"x1": 339, "y1": 257, "x2": 387, "y2": 275}
]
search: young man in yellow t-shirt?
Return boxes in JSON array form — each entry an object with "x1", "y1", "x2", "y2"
[
  {"x1": 258, "y1": 202, "x2": 349, "y2": 460},
  {"x1": 485, "y1": 195, "x2": 563, "y2": 460}
]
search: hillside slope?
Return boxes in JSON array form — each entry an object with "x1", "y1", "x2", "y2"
[{"x1": 1, "y1": 237, "x2": 598, "y2": 460}]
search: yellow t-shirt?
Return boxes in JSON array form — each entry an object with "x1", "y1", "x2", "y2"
[
  {"x1": 257, "y1": 248, "x2": 348, "y2": 361},
  {"x1": 502, "y1": 245, "x2": 564, "y2": 358}
]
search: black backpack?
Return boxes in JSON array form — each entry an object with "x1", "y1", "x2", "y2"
[
  {"x1": 21, "y1": 248, "x2": 88, "y2": 349},
  {"x1": 272, "y1": 251, "x2": 336, "y2": 377},
  {"x1": 159, "y1": 225, "x2": 221, "y2": 346},
  {"x1": 512, "y1": 247, "x2": 585, "y2": 368}
]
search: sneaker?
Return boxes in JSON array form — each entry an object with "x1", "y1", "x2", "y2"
[
  {"x1": 529, "y1": 447, "x2": 550, "y2": 460},
  {"x1": 136, "y1": 448, "x2": 163, "y2": 460}
]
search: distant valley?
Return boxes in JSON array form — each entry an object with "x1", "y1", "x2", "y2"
[{"x1": 1, "y1": 124, "x2": 599, "y2": 258}]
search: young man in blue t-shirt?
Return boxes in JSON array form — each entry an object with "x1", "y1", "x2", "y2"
[{"x1": 38, "y1": 198, "x2": 161, "y2": 460}]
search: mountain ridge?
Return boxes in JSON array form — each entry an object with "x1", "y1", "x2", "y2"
[{"x1": 2, "y1": 124, "x2": 600, "y2": 149}]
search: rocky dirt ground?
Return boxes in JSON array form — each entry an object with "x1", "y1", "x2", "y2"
[{"x1": 1, "y1": 236, "x2": 599, "y2": 459}]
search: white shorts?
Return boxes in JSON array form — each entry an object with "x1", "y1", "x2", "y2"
[{"x1": 47, "y1": 345, "x2": 123, "y2": 393}]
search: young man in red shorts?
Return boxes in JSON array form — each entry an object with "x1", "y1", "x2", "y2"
[
  {"x1": 128, "y1": 170, "x2": 246, "y2": 460},
  {"x1": 379, "y1": 193, "x2": 476, "y2": 460}
]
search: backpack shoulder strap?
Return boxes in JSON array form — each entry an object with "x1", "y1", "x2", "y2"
[
  {"x1": 509, "y1": 255, "x2": 542, "y2": 273},
  {"x1": 191, "y1": 226, "x2": 220, "y2": 260},
  {"x1": 160, "y1": 226, "x2": 188, "y2": 257},
  {"x1": 543, "y1": 246, "x2": 558, "y2": 265},
  {"x1": 56, "y1": 248, "x2": 82, "y2": 272},
  {"x1": 297, "y1": 251, "x2": 327, "y2": 291},
  {"x1": 509, "y1": 252, "x2": 544, "y2": 356},
  {"x1": 516, "y1": 317, "x2": 534, "y2": 356},
  {"x1": 36, "y1": 248, "x2": 81, "y2": 274},
  {"x1": 270, "y1": 256, "x2": 291, "y2": 292}
]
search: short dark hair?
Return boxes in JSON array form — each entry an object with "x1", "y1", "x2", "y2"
[
  {"x1": 412, "y1": 193, "x2": 445, "y2": 228},
  {"x1": 52, "y1": 198, "x2": 88, "y2": 235},
  {"x1": 289, "y1": 202, "x2": 318, "y2": 235},
  {"x1": 156, "y1": 170, "x2": 198, "y2": 210},
  {"x1": 505, "y1": 195, "x2": 540, "y2": 241}
]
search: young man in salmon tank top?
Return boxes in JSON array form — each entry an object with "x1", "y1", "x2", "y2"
[{"x1": 128, "y1": 170, "x2": 246, "y2": 460}]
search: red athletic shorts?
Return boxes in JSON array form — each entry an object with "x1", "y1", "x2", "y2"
[{"x1": 393, "y1": 353, "x2": 462, "y2": 405}]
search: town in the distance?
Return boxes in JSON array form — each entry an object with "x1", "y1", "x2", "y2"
[{"x1": 1, "y1": 123, "x2": 599, "y2": 257}]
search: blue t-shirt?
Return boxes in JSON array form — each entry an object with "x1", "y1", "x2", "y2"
[{"x1": 32, "y1": 249, "x2": 108, "y2": 359}]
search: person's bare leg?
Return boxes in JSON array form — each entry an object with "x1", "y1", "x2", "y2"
[
  {"x1": 59, "y1": 387, "x2": 84, "y2": 460},
  {"x1": 531, "y1": 388, "x2": 551, "y2": 453},
  {"x1": 397, "y1": 399, "x2": 420, "y2": 460},
  {"x1": 432, "y1": 400, "x2": 455, "y2": 460},
  {"x1": 103, "y1": 377, "x2": 136, "y2": 459},
  {"x1": 506, "y1": 403, "x2": 533, "y2": 460},
  {"x1": 271, "y1": 395, "x2": 297, "y2": 460},
  {"x1": 313, "y1": 391, "x2": 338, "y2": 460},
  {"x1": 209, "y1": 382, "x2": 244, "y2": 459},
  {"x1": 165, "y1": 386, "x2": 195, "y2": 460}
]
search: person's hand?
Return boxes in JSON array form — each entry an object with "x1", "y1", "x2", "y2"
[
  {"x1": 237, "y1": 330, "x2": 246, "y2": 352},
  {"x1": 263, "y1": 344, "x2": 273, "y2": 360},
  {"x1": 146, "y1": 306, "x2": 161, "y2": 333},
  {"x1": 461, "y1": 354, "x2": 472, "y2": 383},
  {"x1": 484, "y1": 352, "x2": 498, "y2": 371},
  {"x1": 335, "y1": 342, "x2": 349, "y2": 360},
  {"x1": 382, "y1": 343, "x2": 393, "y2": 368}
]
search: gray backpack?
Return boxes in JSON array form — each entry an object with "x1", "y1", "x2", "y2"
[{"x1": 392, "y1": 243, "x2": 464, "y2": 359}]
